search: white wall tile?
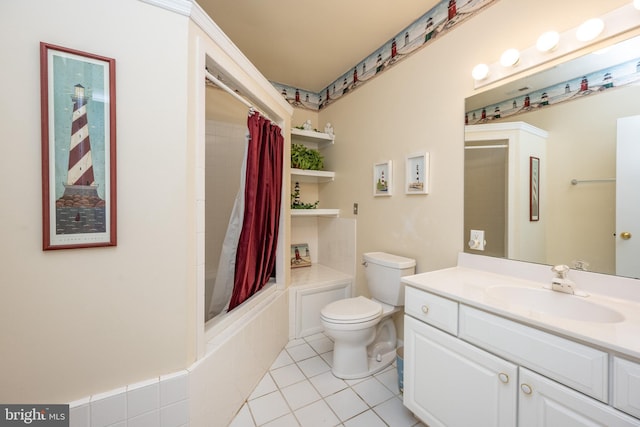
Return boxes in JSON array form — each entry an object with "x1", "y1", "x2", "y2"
[
  {"x1": 127, "y1": 379, "x2": 160, "y2": 419},
  {"x1": 128, "y1": 410, "x2": 161, "y2": 427},
  {"x1": 69, "y1": 401, "x2": 90, "y2": 427},
  {"x1": 160, "y1": 371, "x2": 189, "y2": 406},
  {"x1": 160, "y1": 400, "x2": 189, "y2": 427},
  {"x1": 90, "y1": 387, "x2": 127, "y2": 427}
]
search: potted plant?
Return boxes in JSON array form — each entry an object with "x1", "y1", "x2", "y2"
[{"x1": 291, "y1": 143, "x2": 323, "y2": 171}]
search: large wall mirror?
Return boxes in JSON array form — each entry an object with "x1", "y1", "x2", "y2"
[{"x1": 464, "y1": 33, "x2": 640, "y2": 279}]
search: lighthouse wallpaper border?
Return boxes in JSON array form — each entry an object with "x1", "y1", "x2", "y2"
[{"x1": 40, "y1": 43, "x2": 117, "y2": 250}]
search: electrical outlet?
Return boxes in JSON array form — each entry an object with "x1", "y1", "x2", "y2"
[
  {"x1": 353, "y1": 203, "x2": 358, "y2": 215},
  {"x1": 469, "y1": 229, "x2": 486, "y2": 251}
]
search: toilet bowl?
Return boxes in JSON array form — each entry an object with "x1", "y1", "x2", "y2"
[
  {"x1": 321, "y1": 296, "x2": 399, "y2": 379},
  {"x1": 320, "y1": 252, "x2": 416, "y2": 379}
]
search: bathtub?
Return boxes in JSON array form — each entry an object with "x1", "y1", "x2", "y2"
[{"x1": 192, "y1": 281, "x2": 289, "y2": 426}]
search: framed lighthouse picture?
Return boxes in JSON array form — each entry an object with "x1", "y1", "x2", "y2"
[
  {"x1": 40, "y1": 43, "x2": 117, "y2": 250},
  {"x1": 405, "y1": 152, "x2": 429, "y2": 194},
  {"x1": 373, "y1": 160, "x2": 392, "y2": 197}
]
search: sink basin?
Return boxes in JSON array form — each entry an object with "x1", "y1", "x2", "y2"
[{"x1": 485, "y1": 286, "x2": 625, "y2": 323}]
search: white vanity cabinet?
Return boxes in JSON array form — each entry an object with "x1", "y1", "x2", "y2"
[
  {"x1": 613, "y1": 357, "x2": 640, "y2": 419},
  {"x1": 519, "y1": 368, "x2": 640, "y2": 427},
  {"x1": 403, "y1": 284, "x2": 640, "y2": 427},
  {"x1": 404, "y1": 315, "x2": 517, "y2": 427}
]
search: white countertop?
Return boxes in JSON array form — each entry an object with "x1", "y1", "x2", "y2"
[
  {"x1": 402, "y1": 266, "x2": 640, "y2": 361},
  {"x1": 290, "y1": 264, "x2": 352, "y2": 288}
]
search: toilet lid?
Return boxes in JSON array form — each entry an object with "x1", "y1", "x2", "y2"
[{"x1": 321, "y1": 296, "x2": 382, "y2": 323}]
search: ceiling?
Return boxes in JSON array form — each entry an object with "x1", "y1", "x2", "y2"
[{"x1": 198, "y1": 0, "x2": 440, "y2": 92}]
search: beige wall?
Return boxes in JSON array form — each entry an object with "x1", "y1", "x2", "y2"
[
  {"x1": 315, "y1": 0, "x2": 629, "y2": 297},
  {"x1": 0, "y1": 0, "x2": 192, "y2": 402}
]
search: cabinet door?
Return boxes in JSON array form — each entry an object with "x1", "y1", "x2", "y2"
[
  {"x1": 519, "y1": 368, "x2": 640, "y2": 427},
  {"x1": 404, "y1": 315, "x2": 517, "y2": 427},
  {"x1": 613, "y1": 357, "x2": 640, "y2": 419},
  {"x1": 294, "y1": 281, "x2": 351, "y2": 338}
]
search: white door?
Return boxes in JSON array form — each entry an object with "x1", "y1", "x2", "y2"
[
  {"x1": 616, "y1": 116, "x2": 640, "y2": 278},
  {"x1": 403, "y1": 315, "x2": 517, "y2": 427},
  {"x1": 519, "y1": 368, "x2": 639, "y2": 427}
]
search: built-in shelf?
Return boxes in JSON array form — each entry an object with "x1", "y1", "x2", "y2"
[
  {"x1": 291, "y1": 168, "x2": 335, "y2": 183},
  {"x1": 290, "y1": 263, "x2": 352, "y2": 287},
  {"x1": 291, "y1": 128, "x2": 334, "y2": 144},
  {"x1": 290, "y1": 129, "x2": 338, "y2": 218},
  {"x1": 291, "y1": 209, "x2": 340, "y2": 217}
]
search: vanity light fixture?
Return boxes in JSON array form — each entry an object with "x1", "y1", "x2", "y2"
[
  {"x1": 536, "y1": 31, "x2": 560, "y2": 52},
  {"x1": 473, "y1": 2, "x2": 640, "y2": 89},
  {"x1": 472, "y1": 63, "x2": 489, "y2": 80},
  {"x1": 500, "y1": 48, "x2": 520, "y2": 67},
  {"x1": 575, "y1": 18, "x2": 605, "y2": 42}
]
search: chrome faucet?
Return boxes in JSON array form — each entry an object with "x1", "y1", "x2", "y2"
[{"x1": 546, "y1": 264, "x2": 588, "y2": 297}]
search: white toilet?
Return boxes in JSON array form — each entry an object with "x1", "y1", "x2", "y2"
[{"x1": 320, "y1": 252, "x2": 416, "y2": 379}]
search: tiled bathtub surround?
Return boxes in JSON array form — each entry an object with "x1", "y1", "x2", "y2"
[
  {"x1": 69, "y1": 371, "x2": 188, "y2": 427},
  {"x1": 69, "y1": 289, "x2": 289, "y2": 427}
]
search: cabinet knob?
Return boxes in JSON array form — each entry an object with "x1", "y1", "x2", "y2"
[
  {"x1": 421, "y1": 305, "x2": 429, "y2": 314},
  {"x1": 498, "y1": 373, "x2": 509, "y2": 384},
  {"x1": 520, "y1": 383, "x2": 533, "y2": 395}
]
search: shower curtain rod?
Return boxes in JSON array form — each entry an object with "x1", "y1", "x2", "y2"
[
  {"x1": 570, "y1": 178, "x2": 615, "y2": 185},
  {"x1": 204, "y1": 70, "x2": 278, "y2": 123}
]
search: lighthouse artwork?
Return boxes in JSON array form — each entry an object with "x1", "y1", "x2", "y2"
[
  {"x1": 406, "y1": 152, "x2": 430, "y2": 194},
  {"x1": 56, "y1": 84, "x2": 103, "y2": 214},
  {"x1": 373, "y1": 160, "x2": 393, "y2": 196},
  {"x1": 40, "y1": 43, "x2": 117, "y2": 249}
]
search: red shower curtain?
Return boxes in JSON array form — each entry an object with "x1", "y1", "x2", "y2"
[{"x1": 228, "y1": 111, "x2": 283, "y2": 311}]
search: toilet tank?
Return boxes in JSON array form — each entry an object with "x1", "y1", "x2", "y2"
[{"x1": 363, "y1": 252, "x2": 416, "y2": 306}]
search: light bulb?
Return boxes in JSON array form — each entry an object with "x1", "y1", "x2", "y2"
[
  {"x1": 536, "y1": 31, "x2": 560, "y2": 52},
  {"x1": 576, "y1": 18, "x2": 604, "y2": 42},
  {"x1": 500, "y1": 48, "x2": 520, "y2": 67},
  {"x1": 472, "y1": 63, "x2": 489, "y2": 80}
]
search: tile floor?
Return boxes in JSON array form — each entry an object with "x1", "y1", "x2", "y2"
[{"x1": 228, "y1": 332, "x2": 427, "y2": 427}]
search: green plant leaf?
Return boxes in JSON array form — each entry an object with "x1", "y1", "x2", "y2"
[{"x1": 291, "y1": 143, "x2": 323, "y2": 170}]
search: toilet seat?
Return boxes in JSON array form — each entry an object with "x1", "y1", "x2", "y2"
[{"x1": 320, "y1": 296, "x2": 382, "y2": 324}]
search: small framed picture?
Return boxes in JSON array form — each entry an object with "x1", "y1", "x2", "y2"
[
  {"x1": 530, "y1": 156, "x2": 540, "y2": 221},
  {"x1": 291, "y1": 243, "x2": 312, "y2": 268},
  {"x1": 373, "y1": 160, "x2": 392, "y2": 196},
  {"x1": 405, "y1": 152, "x2": 429, "y2": 194}
]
